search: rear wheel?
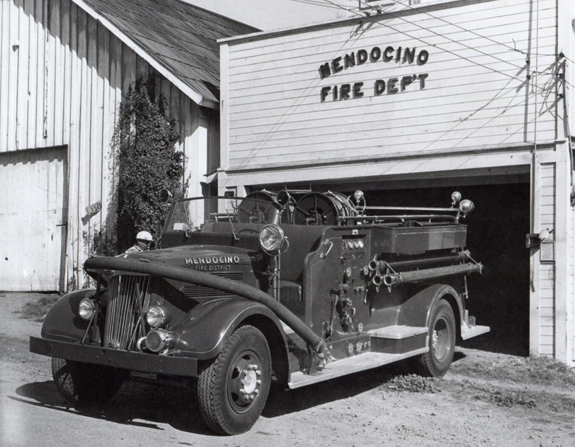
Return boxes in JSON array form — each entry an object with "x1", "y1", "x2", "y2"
[
  {"x1": 197, "y1": 325, "x2": 271, "y2": 435},
  {"x1": 414, "y1": 299, "x2": 456, "y2": 377},
  {"x1": 51, "y1": 358, "x2": 124, "y2": 407}
]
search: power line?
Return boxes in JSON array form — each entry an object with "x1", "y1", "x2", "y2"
[
  {"x1": 289, "y1": 0, "x2": 343, "y2": 10},
  {"x1": 344, "y1": 1, "x2": 574, "y2": 94},
  {"x1": 257, "y1": 0, "x2": 567, "y2": 151},
  {"x1": 393, "y1": 0, "x2": 528, "y2": 56},
  {"x1": 371, "y1": 20, "x2": 525, "y2": 81},
  {"x1": 306, "y1": 0, "x2": 528, "y2": 81},
  {"x1": 372, "y1": 10, "x2": 525, "y2": 73},
  {"x1": 288, "y1": 0, "x2": 365, "y2": 17}
]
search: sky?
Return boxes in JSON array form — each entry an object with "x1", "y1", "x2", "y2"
[{"x1": 184, "y1": 0, "x2": 343, "y2": 31}]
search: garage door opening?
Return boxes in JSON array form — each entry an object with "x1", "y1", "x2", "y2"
[
  {"x1": 358, "y1": 181, "x2": 531, "y2": 356},
  {"x1": 263, "y1": 175, "x2": 531, "y2": 356}
]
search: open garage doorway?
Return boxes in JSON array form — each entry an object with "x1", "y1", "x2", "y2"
[
  {"x1": 363, "y1": 180, "x2": 531, "y2": 356},
  {"x1": 288, "y1": 173, "x2": 531, "y2": 357}
]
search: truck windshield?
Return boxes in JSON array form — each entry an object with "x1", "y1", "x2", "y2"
[{"x1": 164, "y1": 197, "x2": 281, "y2": 233}]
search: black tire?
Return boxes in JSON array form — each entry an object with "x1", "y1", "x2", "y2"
[
  {"x1": 197, "y1": 325, "x2": 271, "y2": 435},
  {"x1": 414, "y1": 299, "x2": 456, "y2": 377},
  {"x1": 51, "y1": 358, "x2": 124, "y2": 407}
]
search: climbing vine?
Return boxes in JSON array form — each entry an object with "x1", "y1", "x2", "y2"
[
  {"x1": 112, "y1": 75, "x2": 185, "y2": 252},
  {"x1": 86, "y1": 75, "x2": 186, "y2": 258}
]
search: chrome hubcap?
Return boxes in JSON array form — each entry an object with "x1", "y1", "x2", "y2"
[
  {"x1": 228, "y1": 355, "x2": 263, "y2": 411},
  {"x1": 432, "y1": 318, "x2": 450, "y2": 362}
]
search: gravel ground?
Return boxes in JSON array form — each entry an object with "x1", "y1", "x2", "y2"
[{"x1": 1, "y1": 292, "x2": 574, "y2": 447}]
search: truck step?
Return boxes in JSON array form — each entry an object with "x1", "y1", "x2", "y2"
[
  {"x1": 288, "y1": 348, "x2": 427, "y2": 389},
  {"x1": 461, "y1": 324, "x2": 490, "y2": 340},
  {"x1": 368, "y1": 325, "x2": 428, "y2": 339}
]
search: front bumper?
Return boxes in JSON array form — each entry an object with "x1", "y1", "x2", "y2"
[{"x1": 30, "y1": 336, "x2": 198, "y2": 377}]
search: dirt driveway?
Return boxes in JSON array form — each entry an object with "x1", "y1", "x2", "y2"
[{"x1": 1, "y1": 292, "x2": 574, "y2": 446}]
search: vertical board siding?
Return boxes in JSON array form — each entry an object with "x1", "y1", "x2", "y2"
[
  {"x1": 571, "y1": 202, "x2": 575, "y2": 362},
  {"x1": 0, "y1": 147, "x2": 66, "y2": 290},
  {"x1": 538, "y1": 162, "x2": 556, "y2": 356},
  {"x1": 1, "y1": 0, "x2": 205, "y2": 289},
  {"x1": 16, "y1": 0, "x2": 29, "y2": 148},
  {"x1": 224, "y1": 0, "x2": 558, "y2": 170}
]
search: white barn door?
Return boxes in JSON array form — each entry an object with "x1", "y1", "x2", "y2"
[{"x1": 0, "y1": 147, "x2": 67, "y2": 291}]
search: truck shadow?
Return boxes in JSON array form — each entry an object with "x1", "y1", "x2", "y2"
[
  {"x1": 265, "y1": 351, "x2": 466, "y2": 418},
  {"x1": 14, "y1": 380, "x2": 210, "y2": 434},
  {"x1": 14, "y1": 351, "x2": 466, "y2": 434}
]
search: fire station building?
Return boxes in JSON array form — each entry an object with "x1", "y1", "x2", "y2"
[{"x1": 218, "y1": 0, "x2": 575, "y2": 363}]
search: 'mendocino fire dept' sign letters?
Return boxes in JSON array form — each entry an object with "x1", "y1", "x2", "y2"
[{"x1": 318, "y1": 45, "x2": 430, "y2": 102}]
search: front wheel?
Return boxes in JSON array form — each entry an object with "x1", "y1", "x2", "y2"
[
  {"x1": 414, "y1": 299, "x2": 456, "y2": 377},
  {"x1": 197, "y1": 325, "x2": 271, "y2": 435},
  {"x1": 51, "y1": 358, "x2": 124, "y2": 407}
]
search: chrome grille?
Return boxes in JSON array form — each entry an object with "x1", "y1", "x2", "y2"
[
  {"x1": 104, "y1": 275, "x2": 150, "y2": 350},
  {"x1": 181, "y1": 271, "x2": 243, "y2": 300},
  {"x1": 181, "y1": 285, "x2": 234, "y2": 299},
  {"x1": 213, "y1": 272, "x2": 244, "y2": 281}
]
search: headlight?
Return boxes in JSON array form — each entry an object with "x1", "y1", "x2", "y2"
[
  {"x1": 146, "y1": 306, "x2": 171, "y2": 328},
  {"x1": 78, "y1": 298, "x2": 96, "y2": 321},
  {"x1": 259, "y1": 224, "x2": 286, "y2": 253}
]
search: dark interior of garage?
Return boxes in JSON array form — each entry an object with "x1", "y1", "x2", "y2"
[
  {"x1": 282, "y1": 176, "x2": 531, "y2": 356},
  {"x1": 361, "y1": 182, "x2": 531, "y2": 356}
]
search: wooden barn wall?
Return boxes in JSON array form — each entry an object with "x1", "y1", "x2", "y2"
[
  {"x1": 222, "y1": 0, "x2": 558, "y2": 174},
  {"x1": 1, "y1": 0, "x2": 207, "y2": 289},
  {"x1": 570, "y1": 193, "x2": 575, "y2": 363}
]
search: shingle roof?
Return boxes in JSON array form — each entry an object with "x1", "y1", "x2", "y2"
[{"x1": 76, "y1": 0, "x2": 258, "y2": 107}]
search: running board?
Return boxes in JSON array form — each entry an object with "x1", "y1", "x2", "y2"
[
  {"x1": 368, "y1": 325, "x2": 428, "y2": 339},
  {"x1": 288, "y1": 348, "x2": 428, "y2": 389},
  {"x1": 461, "y1": 324, "x2": 490, "y2": 340}
]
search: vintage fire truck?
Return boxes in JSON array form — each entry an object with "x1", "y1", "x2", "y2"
[{"x1": 30, "y1": 189, "x2": 489, "y2": 435}]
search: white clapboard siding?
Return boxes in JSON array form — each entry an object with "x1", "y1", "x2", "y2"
[
  {"x1": 1, "y1": 0, "x2": 207, "y2": 289},
  {"x1": 538, "y1": 162, "x2": 556, "y2": 356},
  {"x1": 223, "y1": 0, "x2": 558, "y2": 172}
]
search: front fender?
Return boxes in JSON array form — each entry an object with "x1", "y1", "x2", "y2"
[
  {"x1": 41, "y1": 288, "x2": 97, "y2": 343},
  {"x1": 170, "y1": 298, "x2": 288, "y2": 360}
]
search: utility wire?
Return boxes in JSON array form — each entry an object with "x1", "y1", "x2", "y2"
[
  {"x1": 304, "y1": 0, "x2": 528, "y2": 82},
  {"x1": 293, "y1": 0, "x2": 365, "y2": 17},
  {"x1": 293, "y1": 0, "x2": 551, "y2": 79},
  {"x1": 329, "y1": 1, "x2": 575, "y2": 95},
  {"x1": 371, "y1": 1, "x2": 575, "y2": 92},
  {"x1": 289, "y1": 0, "x2": 343, "y2": 10},
  {"x1": 271, "y1": 0, "x2": 566, "y2": 151},
  {"x1": 312, "y1": 0, "x2": 569, "y2": 70},
  {"x1": 392, "y1": 0, "x2": 531, "y2": 56},
  {"x1": 369, "y1": 20, "x2": 525, "y2": 81},
  {"x1": 366, "y1": 8, "x2": 526, "y2": 73}
]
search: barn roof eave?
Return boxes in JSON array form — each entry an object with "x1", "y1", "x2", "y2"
[{"x1": 72, "y1": 0, "x2": 218, "y2": 109}]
